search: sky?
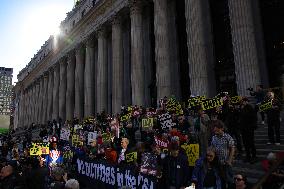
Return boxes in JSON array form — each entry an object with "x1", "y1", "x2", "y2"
[{"x1": 0, "y1": 0, "x2": 75, "y2": 84}]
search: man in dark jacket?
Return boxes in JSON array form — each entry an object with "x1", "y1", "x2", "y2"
[
  {"x1": 162, "y1": 143, "x2": 190, "y2": 189},
  {"x1": 0, "y1": 165, "x2": 18, "y2": 189},
  {"x1": 240, "y1": 97, "x2": 257, "y2": 163}
]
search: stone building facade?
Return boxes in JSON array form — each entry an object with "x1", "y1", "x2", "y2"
[{"x1": 14, "y1": 0, "x2": 268, "y2": 128}]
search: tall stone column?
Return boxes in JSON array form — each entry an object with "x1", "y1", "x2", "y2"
[
  {"x1": 96, "y1": 28, "x2": 108, "y2": 113},
  {"x1": 112, "y1": 16, "x2": 124, "y2": 113},
  {"x1": 168, "y1": 0, "x2": 181, "y2": 99},
  {"x1": 84, "y1": 37, "x2": 96, "y2": 117},
  {"x1": 185, "y1": 0, "x2": 216, "y2": 97},
  {"x1": 30, "y1": 84, "x2": 35, "y2": 123},
  {"x1": 143, "y1": 5, "x2": 153, "y2": 107},
  {"x1": 74, "y1": 45, "x2": 85, "y2": 120},
  {"x1": 47, "y1": 68, "x2": 54, "y2": 122},
  {"x1": 66, "y1": 51, "x2": 76, "y2": 121},
  {"x1": 130, "y1": 0, "x2": 145, "y2": 106},
  {"x1": 52, "y1": 64, "x2": 60, "y2": 121},
  {"x1": 35, "y1": 81, "x2": 40, "y2": 123},
  {"x1": 59, "y1": 58, "x2": 67, "y2": 122},
  {"x1": 228, "y1": 0, "x2": 261, "y2": 96},
  {"x1": 28, "y1": 88, "x2": 32, "y2": 125},
  {"x1": 153, "y1": 0, "x2": 172, "y2": 100},
  {"x1": 38, "y1": 77, "x2": 44, "y2": 123},
  {"x1": 42, "y1": 73, "x2": 49, "y2": 124}
]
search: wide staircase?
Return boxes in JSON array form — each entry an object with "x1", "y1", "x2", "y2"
[{"x1": 233, "y1": 113, "x2": 284, "y2": 184}]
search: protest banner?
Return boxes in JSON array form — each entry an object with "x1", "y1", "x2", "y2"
[
  {"x1": 188, "y1": 96, "x2": 206, "y2": 108},
  {"x1": 77, "y1": 158, "x2": 156, "y2": 189},
  {"x1": 88, "y1": 132, "x2": 97, "y2": 145},
  {"x1": 259, "y1": 101, "x2": 273, "y2": 112},
  {"x1": 141, "y1": 118, "x2": 154, "y2": 131},
  {"x1": 181, "y1": 144, "x2": 199, "y2": 166},
  {"x1": 158, "y1": 113, "x2": 174, "y2": 130},
  {"x1": 60, "y1": 128, "x2": 70, "y2": 141},
  {"x1": 125, "y1": 152, "x2": 137, "y2": 163},
  {"x1": 201, "y1": 97, "x2": 223, "y2": 110},
  {"x1": 30, "y1": 142, "x2": 50, "y2": 156}
]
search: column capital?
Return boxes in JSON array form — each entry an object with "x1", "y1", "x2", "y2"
[
  {"x1": 129, "y1": 0, "x2": 144, "y2": 15},
  {"x1": 96, "y1": 26, "x2": 108, "y2": 38},
  {"x1": 85, "y1": 35, "x2": 96, "y2": 48},
  {"x1": 67, "y1": 50, "x2": 76, "y2": 59},
  {"x1": 75, "y1": 43, "x2": 85, "y2": 55},
  {"x1": 111, "y1": 15, "x2": 123, "y2": 26}
]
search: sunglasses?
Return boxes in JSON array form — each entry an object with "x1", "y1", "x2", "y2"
[{"x1": 234, "y1": 177, "x2": 243, "y2": 181}]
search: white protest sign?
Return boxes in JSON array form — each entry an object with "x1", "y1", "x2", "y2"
[
  {"x1": 60, "y1": 128, "x2": 70, "y2": 141},
  {"x1": 158, "y1": 112, "x2": 174, "y2": 130},
  {"x1": 87, "y1": 132, "x2": 97, "y2": 145}
]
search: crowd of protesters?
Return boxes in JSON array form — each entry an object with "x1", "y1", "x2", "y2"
[{"x1": 0, "y1": 88, "x2": 283, "y2": 189}]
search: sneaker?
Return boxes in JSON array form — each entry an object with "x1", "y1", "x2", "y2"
[
  {"x1": 261, "y1": 121, "x2": 265, "y2": 125},
  {"x1": 267, "y1": 142, "x2": 272, "y2": 145},
  {"x1": 275, "y1": 143, "x2": 281, "y2": 146}
]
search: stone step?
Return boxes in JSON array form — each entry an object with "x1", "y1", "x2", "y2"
[{"x1": 255, "y1": 143, "x2": 284, "y2": 149}]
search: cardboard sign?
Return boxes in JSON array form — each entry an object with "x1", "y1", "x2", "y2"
[
  {"x1": 30, "y1": 142, "x2": 50, "y2": 156},
  {"x1": 87, "y1": 132, "x2": 97, "y2": 145},
  {"x1": 181, "y1": 144, "x2": 199, "y2": 166},
  {"x1": 201, "y1": 97, "x2": 223, "y2": 110},
  {"x1": 72, "y1": 134, "x2": 83, "y2": 146},
  {"x1": 231, "y1": 96, "x2": 241, "y2": 104},
  {"x1": 142, "y1": 118, "x2": 154, "y2": 131},
  {"x1": 158, "y1": 113, "x2": 174, "y2": 130},
  {"x1": 60, "y1": 128, "x2": 70, "y2": 141},
  {"x1": 120, "y1": 113, "x2": 132, "y2": 122},
  {"x1": 126, "y1": 152, "x2": 137, "y2": 163},
  {"x1": 259, "y1": 101, "x2": 273, "y2": 112},
  {"x1": 188, "y1": 96, "x2": 206, "y2": 108}
]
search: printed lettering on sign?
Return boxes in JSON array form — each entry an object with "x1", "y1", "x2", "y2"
[
  {"x1": 181, "y1": 144, "x2": 199, "y2": 166},
  {"x1": 201, "y1": 97, "x2": 223, "y2": 110},
  {"x1": 102, "y1": 133, "x2": 112, "y2": 143},
  {"x1": 142, "y1": 118, "x2": 154, "y2": 130},
  {"x1": 231, "y1": 96, "x2": 241, "y2": 104},
  {"x1": 30, "y1": 142, "x2": 50, "y2": 156},
  {"x1": 259, "y1": 101, "x2": 273, "y2": 112},
  {"x1": 126, "y1": 152, "x2": 137, "y2": 163},
  {"x1": 166, "y1": 98, "x2": 183, "y2": 115},
  {"x1": 158, "y1": 113, "x2": 174, "y2": 130},
  {"x1": 87, "y1": 132, "x2": 97, "y2": 145},
  {"x1": 188, "y1": 96, "x2": 206, "y2": 108},
  {"x1": 154, "y1": 136, "x2": 169, "y2": 148}
]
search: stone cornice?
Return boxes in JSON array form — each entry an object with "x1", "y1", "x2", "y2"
[{"x1": 19, "y1": 0, "x2": 128, "y2": 89}]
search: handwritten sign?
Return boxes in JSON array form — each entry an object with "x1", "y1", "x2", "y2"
[
  {"x1": 181, "y1": 144, "x2": 199, "y2": 166},
  {"x1": 126, "y1": 152, "x2": 137, "y2": 163},
  {"x1": 259, "y1": 101, "x2": 273, "y2": 112},
  {"x1": 72, "y1": 134, "x2": 83, "y2": 146},
  {"x1": 142, "y1": 118, "x2": 154, "y2": 131},
  {"x1": 102, "y1": 133, "x2": 112, "y2": 143},
  {"x1": 154, "y1": 136, "x2": 169, "y2": 148},
  {"x1": 30, "y1": 142, "x2": 50, "y2": 156},
  {"x1": 201, "y1": 97, "x2": 223, "y2": 110}
]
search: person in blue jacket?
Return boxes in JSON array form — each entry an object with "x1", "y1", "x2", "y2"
[
  {"x1": 46, "y1": 136, "x2": 63, "y2": 169},
  {"x1": 192, "y1": 146, "x2": 222, "y2": 189}
]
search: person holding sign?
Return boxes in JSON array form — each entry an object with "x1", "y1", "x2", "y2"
[
  {"x1": 117, "y1": 137, "x2": 130, "y2": 165},
  {"x1": 265, "y1": 92, "x2": 281, "y2": 145},
  {"x1": 191, "y1": 147, "x2": 222, "y2": 189}
]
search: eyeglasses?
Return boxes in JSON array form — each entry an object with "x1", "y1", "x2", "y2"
[{"x1": 234, "y1": 177, "x2": 243, "y2": 182}]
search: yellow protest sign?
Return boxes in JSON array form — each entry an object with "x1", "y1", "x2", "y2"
[
  {"x1": 181, "y1": 144, "x2": 199, "y2": 166},
  {"x1": 142, "y1": 118, "x2": 154, "y2": 130},
  {"x1": 231, "y1": 96, "x2": 241, "y2": 104},
  {"x1": 30, "y1": 142, "x2": 50, "y2": 156},
  {"x1": 126, "y1": 152, "x2": 137, "y2": 163},
  {"x1": 188, "y1": 96, "x2": 206, "y2": 108},
  {"x1": 259, "y1": 101, "x2": 272, "y2": 112},
  {"x1": 72, "y1": 134, "x2": 83, "y2": 146},
  {"x1": 201, "y1": 97, "x2": 223, "y2": 110},
  {"x1": 102, "y1": 133, "x2": 112, "y2": 143},
  {"x1": 120, "y1": 113, "x2": 132, "y2": 122},
  {"x1": 63, "y1": 151, "x2": 74, "y2": 160},
  {"x1": 166, "y1": 98, "x2": 183, "y2": 115}
]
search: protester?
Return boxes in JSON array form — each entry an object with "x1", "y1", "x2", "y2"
[
  {"x1": 239, "y1": 97, "x2": 257, "y2": 163},
  {"x1": 117, "y1": 137, "x2": 130, "y2": 164},
  {"x1": 50, "y1": 166, "x2": 66, "y2": 189},
  {"x1": 211, "y1": 120, "x2": 235, "y2": 189},
  {"x1": 229, "y1": 173, "x2": 251, "y2": 189},
  {"x1": 191, "y1": 146, "x2": 222, "y2": 189},
  {"x1": 265, "y1": 91, "x2": 281, "y2": 145},
  {"x1": 65, "y1": 179, "x2": 79, "y2": 189},
  {"x1": 250, "y1": 84, "x2": 266, "y2": 125}
]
